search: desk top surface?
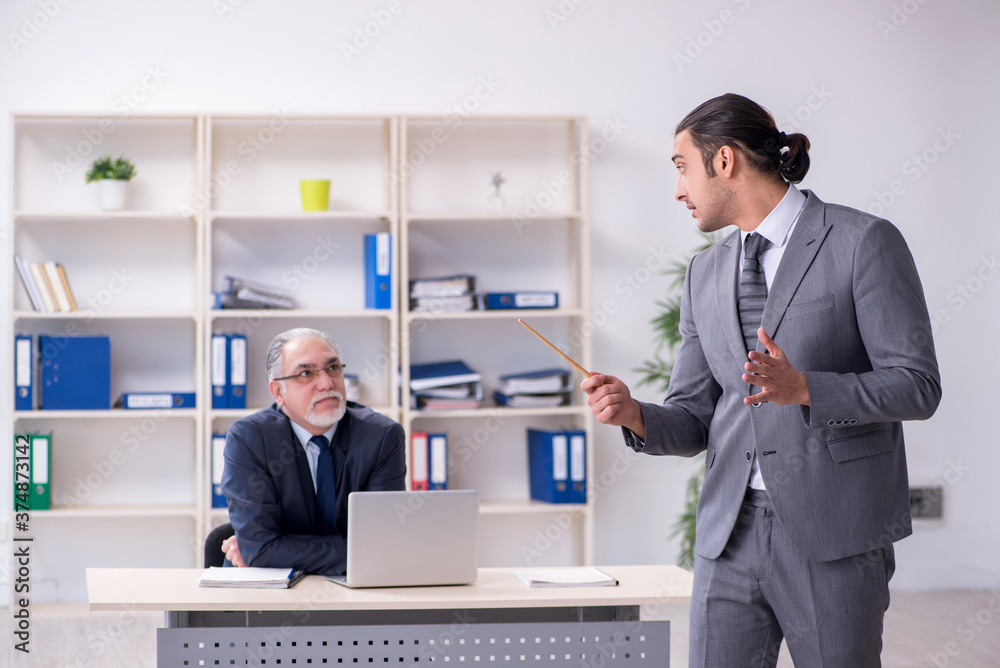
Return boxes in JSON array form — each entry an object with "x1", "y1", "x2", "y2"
[{"x1": 87, "y1": 565, "x2": 692, "y2": 613}]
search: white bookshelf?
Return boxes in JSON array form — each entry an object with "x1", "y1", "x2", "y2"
[
  {"x1": 6, "y1": 113, "x2": 592, "y2": 602},
  {"x1": 399, "y1": 115, "x2": 594, "y2": 566}
]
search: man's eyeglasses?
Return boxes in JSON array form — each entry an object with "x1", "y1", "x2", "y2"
[{"x1": 273, "y1": 362, "x2": 346, "y2": 384}]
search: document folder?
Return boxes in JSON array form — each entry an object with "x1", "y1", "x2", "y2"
[
  {"x1": 39, "y1": 335, "x2": 111, "y2": 410},
  {"x1": 527, "y1": 428, "x2": 570, "y2": 503},
  {"x1": 228, "y1": 334, "x2": 247, "y2": 409},
  {"x1": 114, "y1": 392, "x2": 195, "y2": 409},
  {"x1": 211, "y1": 433, "x2": 227, "y2": 509},
  {"x1": 15, "y1": 335, "x2": 32, "y2": 411},
  {"x1": 29, "y1": 434, "x2": 51, "y2": 510},
  {"x1": 428, "y1": 433, "x2": 448, "y2": 490},
  {"x1": 364, "y1": 232, "x2": 392, "y2": 310},
  {"x1": 410, "y1": 431, "x2": 429, "y2": 490},
  {"x1": 211, "y1": 334, "x2": 229, "y2": 409}
]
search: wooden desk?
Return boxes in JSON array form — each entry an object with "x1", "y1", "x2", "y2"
[{"x1": 87, "y1": 565, "x2": 693, "y2": 666}]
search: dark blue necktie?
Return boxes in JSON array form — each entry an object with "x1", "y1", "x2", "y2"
[
  {"x1": 738, "y1": 232, "x2": 769, "y2": 352},
  {"x1": 312, "y1": 434, "x2": 337, "y2": 534}
]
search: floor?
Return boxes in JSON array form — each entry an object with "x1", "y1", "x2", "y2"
[{"x1": 2, "y1": 590, "x2": 999, "y2": 666}]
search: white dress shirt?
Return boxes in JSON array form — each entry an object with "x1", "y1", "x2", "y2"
[
  {"x1": 289, "y1": 419, "x2": 339, "y2": 493},
  {"x1": 740, "y1": 184, "x2": 807, "y2": 490}
]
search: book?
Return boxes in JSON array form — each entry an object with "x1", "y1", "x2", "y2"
[
  {"x1": 113, "y1": 392, "x2": 196, "y2": 409},
  {"x1": 44, "y1": 261, "x2": 72, "y2": 312},
  {"x1": 409, "y1": 274, "x2": 477, "y2": 298},
  {"x1": 30, "y1": 263, "x2": 56, "y2": 313},
  {"x1": 55, "y1": 264, "x2": 78, "y2": 311},
  {"x1": 410, "y1": 293, "x2": 483, "y2": 313},
  {"x1": 220, "y1": 276, "x2": 296, "y2": 310},
  {"x1": 14, "y1": 255, "x2": 44, "y2": 312},
  {"x1": 484, "y1": 291, "x2": 559, "y2": 310},
  {"x1": 510, "y1": 567, "x2": 617, "y2": 588},
  {"x1": 492, "y1": 391, "x2": 571, "y2": 408},
  {"x1": 197, "y1": 566, "x2": 305, "y2": 589},
  {"x1": 409, "y1": 360, "x2": 481, "y2": 391},
  {"x1": 497, "y1": 368, "x2": 572, "y2": 395}
]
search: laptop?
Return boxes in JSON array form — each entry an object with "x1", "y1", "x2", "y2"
[{"x1": 328, "y1": 489, "x2": 479, "y2": 588}]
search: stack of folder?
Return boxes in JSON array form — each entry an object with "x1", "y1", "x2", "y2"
[
  {"x1": 212, "y1": 276, "x2": 296, "y2": 310},
  {"x1": 210, "y1": 333, "x2": 247, "y2": 409},
  {"x1": 527, "y1": 428, "x2": 586, "y2": 504},
  {"x1": 409, "y1": 274, "x2": 482, "y2": 312},
  {"x1": 408, "y1": 431, "x2": 448, "y2": 490},
  {"x1": 409, "y1": 360, "x2": 482, "y2": 410},
  {"x1": 493, "y1": 368, "x2": 573, "y2": 408}
]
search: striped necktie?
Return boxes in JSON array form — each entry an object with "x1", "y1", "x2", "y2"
[
  {"x1": 312, "y1": 434, "x2": 337, "y2": 534},
  {"x1": 738, "y1": 232, "x2": 769, "y2": 352}
]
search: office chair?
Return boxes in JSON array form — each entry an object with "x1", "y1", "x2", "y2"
[{"x1": 204, "y1": 522, "x2": 236, "y2": 568}]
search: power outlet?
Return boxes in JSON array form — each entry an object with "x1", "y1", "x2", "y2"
[{"x1": 909, "y1": 486, "x2": 944, "y2": 519}]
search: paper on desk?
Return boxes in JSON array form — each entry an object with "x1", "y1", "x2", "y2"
[
  {"x1": 198, "y1": 566, "x2": 304, "y2": 588},
  {"x1": 511, "y1": 567, "x2": 618, "y2": 587}
]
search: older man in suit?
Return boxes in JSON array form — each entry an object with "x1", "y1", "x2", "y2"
[
  {"x1": 221, "y1": 327, "x2": 406, "y2": 575},
  {"x1": 583, "y1": 94, "x2": 941, "y2": 667}
]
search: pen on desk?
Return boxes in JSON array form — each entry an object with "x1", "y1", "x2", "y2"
[{"x1": 517, "y1": 319, "x2": 594, "y2": 379}]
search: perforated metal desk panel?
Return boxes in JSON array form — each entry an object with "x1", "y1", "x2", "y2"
[{"x1": 87, "y1": 565, "x2": 693, "y2": 666}]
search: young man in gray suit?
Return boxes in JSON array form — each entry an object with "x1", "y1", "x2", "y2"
[
  {"x1": 221, "y1": 328, "x2": 406, "y2": 574},
  {"x1": 582, "y1": 94, "x2": 941, "y2": 666}
]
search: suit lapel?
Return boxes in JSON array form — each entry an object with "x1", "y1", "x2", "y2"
[
  {"x1": 759, "y1": 192, "x2": 831, "y2": 345},
  {"x1": 715, "y1": 229, "x2": 749, "y2": 366}
]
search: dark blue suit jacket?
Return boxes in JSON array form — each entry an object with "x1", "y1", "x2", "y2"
[{"x1": 221, "y1": 402, "x2": 406, "y2": 575}]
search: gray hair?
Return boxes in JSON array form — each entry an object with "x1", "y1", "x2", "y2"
[{"x1": 265, "y1": 328, "x2": 341, "y2": 381}]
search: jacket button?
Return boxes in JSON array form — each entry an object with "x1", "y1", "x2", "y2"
[{"x1": 745, "y1": 451, "x2": 752, "y2": 461}]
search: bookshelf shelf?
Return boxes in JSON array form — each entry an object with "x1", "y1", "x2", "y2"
[
  {"x1": 210, "y1": 211, "x2": 393, "y2": 223},
  {"x1": 27, "y1": 504, "x2": 199, "y2": 519},
  {"x1": 208, "y1": 309, "x2": 394, "y2": 321},
  {"x1": 13, "y1": 211, "x2": 196, "y2": 224},
  {"x1": 404, "y1": 212, "x2": 582, "y2": 223},
  {"x1": 403, "y1": 308, "x2": 586, "y2": 323},
  {"x1": 479, "y1": 500, "x2": 588, "y2": 515},
  {"x1": 14, "y1": 409, "x2": 199, "y2": 421},
  {"x1": 12, "y1": 310, "x2": 199, "y2": 320},
  {"x1": 409, "y1": 406, "x2": 588, "y2": 421}
]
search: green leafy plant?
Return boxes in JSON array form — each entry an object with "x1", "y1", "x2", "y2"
[
  {"x1": 85, "y1": 155, "x2": 136, "y2": 182},
  {"x1": 634, "y1": 231, "x2": 720, "y2": 569}
]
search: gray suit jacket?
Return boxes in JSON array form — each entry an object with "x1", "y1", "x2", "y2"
[{"x1": 632, "y1": 190, "x2": 941, "y2": 562}]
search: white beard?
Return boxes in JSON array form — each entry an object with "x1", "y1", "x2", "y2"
[{"x1": 305, "y1": 390, "x2": 346, "y2": 428}]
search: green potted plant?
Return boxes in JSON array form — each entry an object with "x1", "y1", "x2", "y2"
[
  {"x1": 635, "y1": 231, "x2": 720, "y2": 569},
  {"x1": 86, "y1": 155, "x2": 136, "y2": 211}
]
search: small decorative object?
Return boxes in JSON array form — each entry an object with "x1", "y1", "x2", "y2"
[
  {"x1": 300, "y1": 179, "x2": 331, "y2": 211},
  {"x1": 486, "y1": 171, "x2": 506, "y2": 212},
  {"x1": 86, "y1": 155, "x2": 136, "y2": 211}
]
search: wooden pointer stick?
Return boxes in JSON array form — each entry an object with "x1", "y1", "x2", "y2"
[{"x1": 518, "y1": 319, "x2": 594, "y2": 378}]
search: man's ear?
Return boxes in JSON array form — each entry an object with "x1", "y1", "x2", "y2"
[
  {"x1": 269, "y1": 380, "x2": 284, "y2": 406},
  {"x1": 716, "y1": 145, "x2": 736, "y2": 178}
]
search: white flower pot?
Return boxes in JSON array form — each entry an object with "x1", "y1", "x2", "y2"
[{"x1": 98, "y1": 180, "x2": 129, "y2": 211}]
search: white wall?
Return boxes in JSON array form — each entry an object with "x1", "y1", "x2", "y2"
[{"x1": 1, "y1": 0, "x2": 997, "y2": 591}]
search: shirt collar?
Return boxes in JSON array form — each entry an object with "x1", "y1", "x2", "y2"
[
  {"x1": 748, "y1": 184, "x2": 806, "y2": 249},
  {"x1": 289, "y1": 418, "x2": 337, "y2": 450}
]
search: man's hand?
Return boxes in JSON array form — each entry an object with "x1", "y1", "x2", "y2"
[
  {"x1": 582, "y1": 373, "x2": 646, "y2": 439},
  {"x1": 221, "y1": 535, "x2": 247, "y2": 567},
  {"x1": 743, "y1": 328, "x2": 810, "y2": 406}
]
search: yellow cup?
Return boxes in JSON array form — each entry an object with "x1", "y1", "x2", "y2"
[{"x1": 300, "y1": 180, "x2": 331, "y2": 211}]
